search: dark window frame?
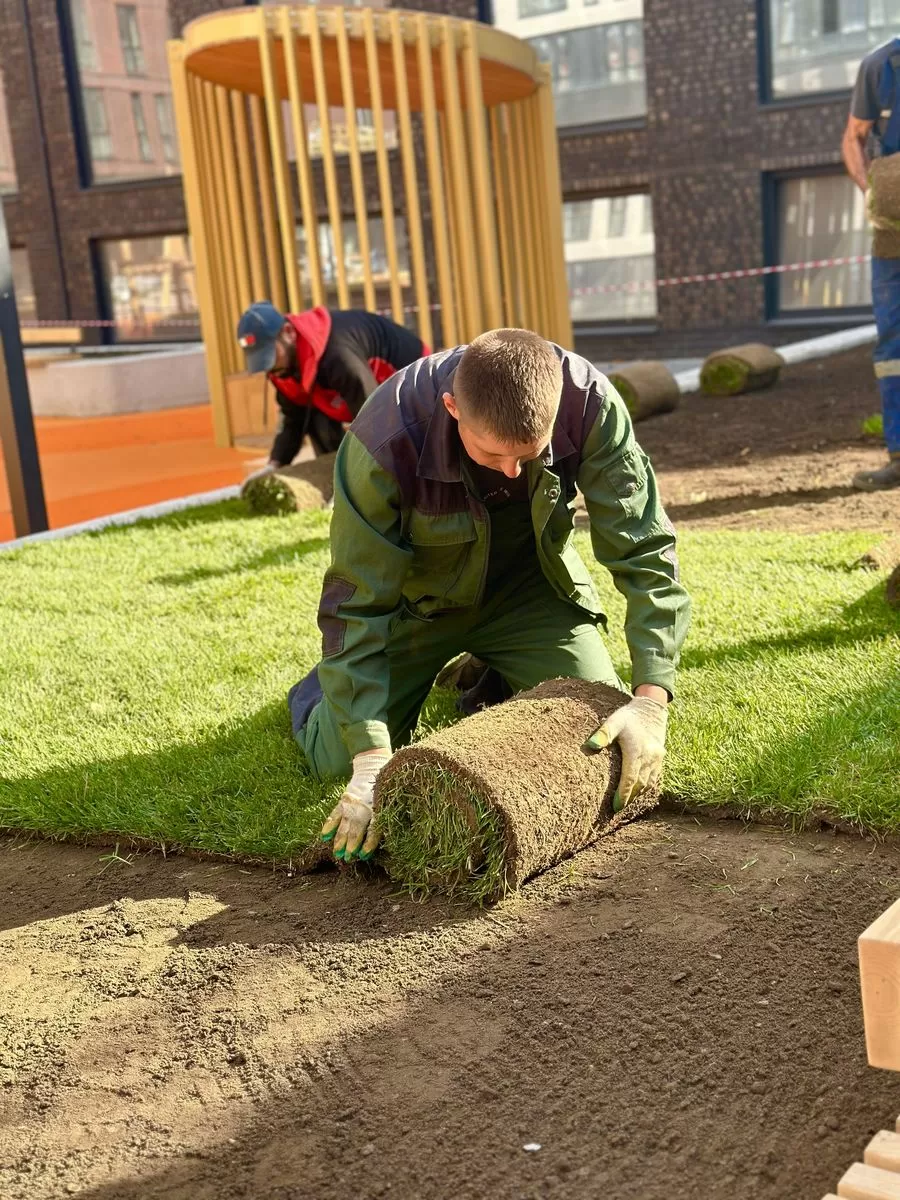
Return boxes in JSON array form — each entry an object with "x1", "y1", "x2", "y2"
[
  {"x1": 762, "y1": 165, "x2": 873, "y2": 320},
  {"x1": 93, "y1": 230, "x2": 201, "y2": 346},
  {"x1": 57, "y1": 0, "x2": 193, "y2": 188},
  {"x1": 562, "y1": 188, "x2": 658, "y2": 329},
  {"x1": 756, "y1": 0, "x2": 880, "y2": 108}
]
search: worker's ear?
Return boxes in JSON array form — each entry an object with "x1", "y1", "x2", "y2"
[{"x1": 442, "y1": 391, "x2": 461, "y2": 422}]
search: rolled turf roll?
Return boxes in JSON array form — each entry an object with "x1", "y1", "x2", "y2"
[
  {"x1": 608, "y1": 361, "x2": 680, "y2": 422},
  {"x1": 869, "y1": 154, "x2": 900, "y2": 235},
  {"x1": 242, "y1": 453, "x2": 337, "y2": 516},
  {"x1": 374, "y1": 678, "x2": 660, "y2": 904},
  {"x1": 699, "y1": 343, "x2": 784, "y2": 397}
]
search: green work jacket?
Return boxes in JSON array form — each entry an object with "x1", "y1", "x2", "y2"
[{"x1": 315, "y1": 346, "x2": 691, "y2": 757}]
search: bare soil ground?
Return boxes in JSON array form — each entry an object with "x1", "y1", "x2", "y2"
[
  {"x1": 638, "y1": 346, "x2": 900, "y2": 533},
  {"x1": 2, "y1": 819, "x2": 900, "y2": 1199},
  {"x1": 3, "y1": 344, "x2": 899, "y2": 1200}
]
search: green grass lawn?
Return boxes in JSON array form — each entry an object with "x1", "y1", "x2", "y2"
[{"x1": 0, "y1": 502, "x2": 897, "y2": 864}]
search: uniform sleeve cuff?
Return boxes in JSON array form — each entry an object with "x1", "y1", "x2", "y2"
[
  {"x1": 630, "y1": 653, "x2": 677, "y2": 700},
  {"x1": 344, "y1": 720, "x2": 393, "y2": 757}
]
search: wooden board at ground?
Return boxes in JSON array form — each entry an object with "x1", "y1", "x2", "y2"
[
  {"x1": 859, "y1": 897, "x2": 900, "y2": 1071},
  {"x1": 866, "y1": 1131, "x2": 900, "y2": 1173},
  {"x1": 838, "y1": 1161, "x2": 900, "y2": 1198}
]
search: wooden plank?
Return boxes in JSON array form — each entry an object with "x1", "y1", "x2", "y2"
[
  {"x1": 859, "y1": 898, "x2": 900, "y2": 1070},
  {"x1": 867, "y1": 1131, "x2": 900, "y2": 1174},
  {"x1": 839, "y1": 1161, "x2": 900, "y2": 1198}
]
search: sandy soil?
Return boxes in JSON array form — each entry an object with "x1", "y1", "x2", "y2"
[{"x1": 3, "y1": 344, "x2": 899, "y2": 1199}]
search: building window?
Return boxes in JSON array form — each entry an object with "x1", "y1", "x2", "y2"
[
  {"x1": 492, "y1": 0, "x2": 646, "y2": 127},
  {"x1": 71, "y1": 0, "x2": 97, "y2": 71},
  {"x1": 131, "y1": 94, "x2": 153, "y2": 161},
  {"x1": 117, "y1": 4, "x2": 145, "y2": 76},
  {"x1": 295, "y1": 216, "x2": 413, "y2": 316},
  {"x1": 765, "y1": 0, "x2": 900, "y2": 99},
  {"x1": 67, "y1": 0, "x2": 179, "y2": 183},
  {"x1": 98, "y1": 235, "x2": 199, "y2": 342},
  {"x1": 83, "y1": 88, "x2": 112, "y2": 161},
  {"x1": 11, "y1": 248, "x2": 37, "y2": 324},
  {"x1": 771, "y1": 173, "x2": 871, "y2": 311},
  {"x1": 0, "y1": 69, "x2": 15, "y2": 195},
  {"x1": 564, "y1": 193, "x2": 657, "y2": 323},
  {"x1": 155, "y1": 94, "x2": 178, "y2": 165}
]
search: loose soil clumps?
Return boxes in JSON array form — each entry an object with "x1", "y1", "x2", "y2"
[{"x1": 375, "y1": 679, "x2": 658, "y2": 903}]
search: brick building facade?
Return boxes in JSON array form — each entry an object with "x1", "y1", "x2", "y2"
[{"x1": 0, "y1": 0, "x2": 884, "y2": 355}]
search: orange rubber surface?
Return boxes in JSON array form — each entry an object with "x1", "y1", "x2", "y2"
[{"x1": 0, "y1": 405, "x2": 258, "y2": 542}]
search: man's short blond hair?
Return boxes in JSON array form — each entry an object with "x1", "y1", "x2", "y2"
[{"x1": 453, "y1": 328, "x2": 562, "y2": 444}]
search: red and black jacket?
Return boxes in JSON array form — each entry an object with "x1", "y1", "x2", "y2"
[{"x1": 269, "y1": 307, "x2": 429, "y2": 465}]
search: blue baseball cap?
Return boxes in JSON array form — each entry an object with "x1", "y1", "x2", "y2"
[{"x1": 237, "y1": 301, "x2": 286, "y2": 374}]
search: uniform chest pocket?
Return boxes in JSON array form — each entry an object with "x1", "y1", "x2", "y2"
[{"x1": 403, "y1": 510, "x2": 478, "y2": 606}]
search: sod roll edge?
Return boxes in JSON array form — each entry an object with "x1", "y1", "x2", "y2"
[
  {"x1": 242, "y1": 453, "x2": 337, "y2": 516},
  {"x1": 700, "y1": 343, "x2": 784, "y2": 397},
  {"x1": 374, "y1": 678, "x2": 660, "y2": 903},
  {"x1": 609, "y1": 361, "x2": 681, "y2": 422}
]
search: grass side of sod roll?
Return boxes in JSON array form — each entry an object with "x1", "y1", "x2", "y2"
[{"x1": 0, "y1": 502, "x2": 898, "y2": 864}]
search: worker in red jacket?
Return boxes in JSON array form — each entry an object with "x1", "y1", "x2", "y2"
[{"x1": 237, "y1": 302, "x2": 430, "y2": 469}]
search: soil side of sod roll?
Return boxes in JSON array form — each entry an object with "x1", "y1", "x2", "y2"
[
  {"x1": 374, "y1": 678, "x2": 660, "y2": 904},
  {"x1": 608, "y1": 361, "x2": 680, "y2": 422},
  {"x1": 700, "y1": 343, "x2": 784, "y2": 397},
  {"x1": 242, "y1": 453, "x2": 337, "y2": 516}
]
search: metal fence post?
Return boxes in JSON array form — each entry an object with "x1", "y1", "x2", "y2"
[{"x1": 0, "y1": 203, "x2": 48, "y2": 537}]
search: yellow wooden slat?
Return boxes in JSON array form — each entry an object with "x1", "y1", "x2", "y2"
[
  {"x1": 202, "y1": 80, "x2": 241, "y2": 375},
  {"x1": 279, "y1": 6, "x2": 324, "y2": 307},
  {"x1": 361, "y1": 8, "x2": 403, "y2": 324},
  {"x1": 509, "y1": 101, "x2": 538, "y2": 331},
  {"x1": 389, "y1": 9, "x2": 431, "y2": 346},
  {"x1": 489, "y1": 106, "x2": 516, "y2": 328},
  {"x1": 416, "y1": 11, "x2": 454, "y2": 348},
  {"x1": 439, "y1": 111, "x2": 464, "y2": 344},
  {"x1": 461, "y1": 22, "x2": 502, "y2": 331},
  {"x1": 308, "y1": 5, "x2": 349, "y2": 309},
  {"x1": 257, "y1": 6, "x2": 303, "y2": 312},
  {"x1": 535, "y1": 67, "x2": 572, "y2": 346},
  {"x1": 249, "y1": 92, "x2": 285, "y2": 309},
  {"x1": 231, "y1": 90, "x2": 266, "y2": 301},
  {"x1": 439, "y1": 16, "x2": 480, "y2": 341},
  {"x1": 215, "y1": 85, "x2": 252, "y2": 315},
  {"x1": 335, "y1": 8, "x2": 375, "y2": 311},
  {"x1": 169, "y1": 43, "x2": 230, "y2": 445}
]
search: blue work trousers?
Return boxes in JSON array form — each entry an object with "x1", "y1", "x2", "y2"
[{"x1": 871, "y1": 255, "x2": 900, "y2": 453}]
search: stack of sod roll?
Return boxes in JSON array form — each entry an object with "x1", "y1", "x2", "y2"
[
  {"x1": 608, "y1": 361, "x2": 681, "y2": 422},
  {"x1": 700, "y1": 343, "x2": 784, "y2": 396}
]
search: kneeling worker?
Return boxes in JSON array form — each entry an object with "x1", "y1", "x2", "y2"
[
  {"x1": 289, "y1": 329, "x2": 691, "y2": 862},
  {"x1": 237, "y1": 301, "x2": 430, "y2": 467}
]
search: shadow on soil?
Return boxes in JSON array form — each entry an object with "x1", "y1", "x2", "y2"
[
  {"x1": 15, "y1": 817, "x2": 900, "y2": 1200},
  {"x1": 664, "y1": 484, "x2": 860, "y2": 524}
]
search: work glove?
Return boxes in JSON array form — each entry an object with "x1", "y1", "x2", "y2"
[
  {"x1": 584, "y1": 696, "x2": 668, "y2": 810},
  {"x1": 243, "y1": 462, "x2": 278, "y2": 486},
  {"x1": 320, "y1": 748, "x2": 392, "y2": 863}
]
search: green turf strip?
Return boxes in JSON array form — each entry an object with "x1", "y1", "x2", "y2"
[{"x1": 0, "y1": 503, "x2": 897, "y2": 862}]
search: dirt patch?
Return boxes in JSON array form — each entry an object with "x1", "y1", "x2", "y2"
[
  {"x1": 636, "y1": 345, "x2": 900, "y2": 533},
  {"x1": 1, "y1": 815, "x2": 899, "y2": 1200}
]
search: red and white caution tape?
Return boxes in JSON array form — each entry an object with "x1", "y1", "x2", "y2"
[{"x1": 17, "y1": 253, "x2": 871, "y2": 327}]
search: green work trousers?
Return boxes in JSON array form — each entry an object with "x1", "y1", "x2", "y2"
[{"x1": 295, "y1": 571, "x2": 624, "y2": 781}]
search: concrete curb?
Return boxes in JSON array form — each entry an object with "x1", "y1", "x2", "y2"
[
  {"x1": 0, "y1": 485, "x2": 241, "y2": 552},
  {"x1": 0, "y1": 322, "x2": 880, "y2": 554}
]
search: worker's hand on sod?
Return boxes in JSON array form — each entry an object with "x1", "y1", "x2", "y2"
[
  {"x1": 244, "y1": 462, "x2": 278, "y2": 484},
  {"x1": 585, "y1": 691, "x2": 669, "y2": 811},
  {"x1": 320, "y1": 748, "x2": 392, "y2": 862}
]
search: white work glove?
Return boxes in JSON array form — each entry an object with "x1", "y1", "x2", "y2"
[
  {"x1": 320, "y1": 749, "x2": 392, "y2": 862},
  {"x1": 243, "y1": 462, "x2": 278, "y2": 486},
  {"x1": 584, "y1": 696, "x2": 668, "y2": 810}
]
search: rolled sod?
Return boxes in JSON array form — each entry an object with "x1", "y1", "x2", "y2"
[
  {"x1": 241, "y1": 453, "x2": 337, "y2": 516},
  {"x1": 699, "y1": 343, "x2": 784, "y2": 397},
  {"x1": 608, "y1": 361, "x2": 680, "y2": 422},
  {"x1": 869, "y1": 154, "x2": 900, "y2": 234},
  {"x1": 374, "y1": 679, "x2": 660, "y2": 904}
]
